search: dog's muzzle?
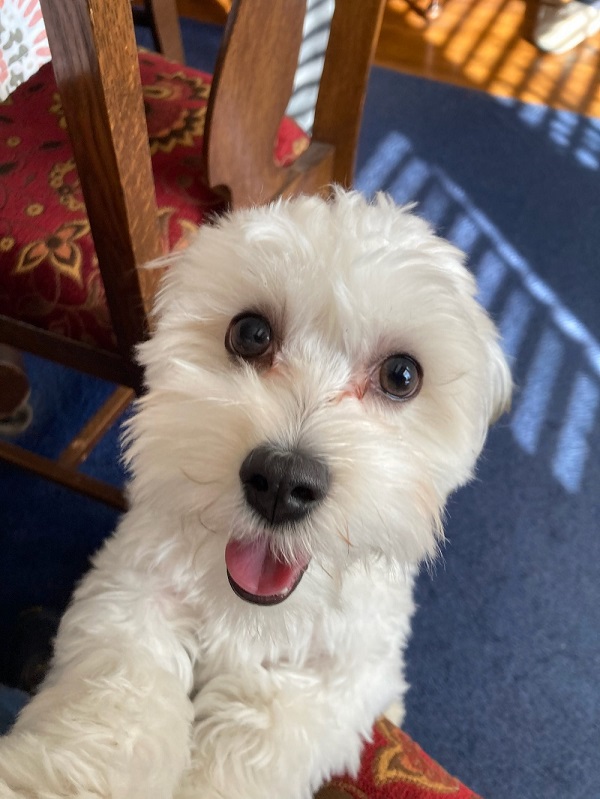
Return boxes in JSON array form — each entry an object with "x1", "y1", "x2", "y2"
[{"x1": 225, "y1": 445, "x2": 329, "y2": 606}]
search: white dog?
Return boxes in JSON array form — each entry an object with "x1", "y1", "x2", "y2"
[{"x1": 0, "y1": 191, "x2": 511, "y2": 799}]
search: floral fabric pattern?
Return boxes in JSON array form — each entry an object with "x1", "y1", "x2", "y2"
[
  {"x1": 316, "y1": 719, "x2": 483, "y2": 799},
  {"x1": 0, "y1": 0, "x2": 50, "y2": 101},
  {"x1": 0, "y1": 49, "x2": 309, "y2": 351}
]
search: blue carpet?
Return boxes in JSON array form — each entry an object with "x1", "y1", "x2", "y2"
[
  {"x1": 1, "y1": 18, "x2": 599, "y2": 799},
  {"x1": 355, "y1": 69, "x2": 600, "y2": 799}
]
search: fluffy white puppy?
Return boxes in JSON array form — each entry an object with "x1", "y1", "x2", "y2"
[{"x1": 0, "y1": 191, "x2": 511, "y2": 799}]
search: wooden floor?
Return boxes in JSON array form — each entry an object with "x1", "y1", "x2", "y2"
[
  {"x1": 177, "y1": 0, "x2": 600, "y2": 118},
  {"x1": 379, "y1": 0, "x2": 600, "y2": 117}
]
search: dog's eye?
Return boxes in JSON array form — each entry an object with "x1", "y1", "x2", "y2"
[
  {"x1": 379, "y1": 354, "x2": 422, "y2": 401},
  {"x1": 226, "y1": 313, "x2": 272, "y2": 360}
]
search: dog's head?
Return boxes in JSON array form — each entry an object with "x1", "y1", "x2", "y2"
[{"x1": 127, "y1": 191, "x2": 511, "y2": 609}]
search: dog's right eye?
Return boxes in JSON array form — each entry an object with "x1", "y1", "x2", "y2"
[
  {"x1": 378, "y1": 354, "x2": 422, "y2": 401},
  {"x1": 226, "y1": 313, "x2": 273, "y2": 361}
]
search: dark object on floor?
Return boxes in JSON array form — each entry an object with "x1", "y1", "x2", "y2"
[
  {"x1": 7, "y1": 607, "x2": 60, "y2": 693},
  {"x1": 0, "y1": 347, "x2": 32, "y2": 436}
]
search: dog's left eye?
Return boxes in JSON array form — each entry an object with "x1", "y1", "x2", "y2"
[
  {"x1": 379, "y1": 354, "x2": 422, "y2": 401},
  {"x1": 226, "y1": 313, "x2": 273, "y2": 361}
]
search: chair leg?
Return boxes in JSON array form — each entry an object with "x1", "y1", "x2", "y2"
[
  {"x1": 0, "y1": 385, "x2": 133, "y2": 510},
  {"x1": 0, "y1": 438, "x2": 127, "y2": 510},
  {"x1": 0, "y1": 346, "x2": 33, "y2": 436},
  {"x1": 58, "y1": 386, "x2": 134, "y2": 469},
  {"x1": 139, "y1": 0, "x2": 185, "y2": 62}
]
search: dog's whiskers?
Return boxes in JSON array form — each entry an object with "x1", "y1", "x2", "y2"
[
  {"x1": 196, "y1": 516, "x2": 220, "y2": 537},
  {"x1": 195, "y1": 493, "x2": 230, "y2": 536},
  {"x1": 335, "y1": 525, "x2": 354, "y2": 551},
  {"x1": 318, "y1": 561, "x2": 335, "y2": 582},
  {"x1": 201, "y1": 396, "x2": 245, "y2": 406},
  {"x1": 180, "y1": 468, "x2": 220, "y2": 488},
  {"x1": 180, "y1": 504, "x2": 219, "y2": 541},
  {"x1": 322, "y1": 454, "x2": 355, "y2": 465}
]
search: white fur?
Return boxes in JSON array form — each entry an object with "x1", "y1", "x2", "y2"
[{"x1": 0, "y1": 191, "x2": 511, "y2": 799}]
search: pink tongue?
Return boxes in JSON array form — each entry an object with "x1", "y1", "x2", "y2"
[{"x1": 225, "y1": 538, "x2": 307, "y2": 597}]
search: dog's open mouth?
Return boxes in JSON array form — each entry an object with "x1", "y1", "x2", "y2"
[{"x1": 225, "y1": 538, "x2": 310, "y2": 606}]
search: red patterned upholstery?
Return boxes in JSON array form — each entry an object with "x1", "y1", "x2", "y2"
[
  {"x1": 318, "y1": 719, "x2": 482, "y2": 799},
  {"x1": 0, "y1": 51, "x2": 309, "y2": 351}
]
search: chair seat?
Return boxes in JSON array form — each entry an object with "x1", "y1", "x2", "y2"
[
  {"x1": 318, "y1": 718, "x2": 482, "y2": 799},
  {"x1": 0, "y1": 51, "x2": 309, "y2": 352}
]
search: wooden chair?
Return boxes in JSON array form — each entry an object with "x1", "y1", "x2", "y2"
[
  {"x1": 0, "y1": 0, "x2": 386, "y2": 509},
  {"x1": 132, "y1": 0, "x2": 185, "y2": 63}
]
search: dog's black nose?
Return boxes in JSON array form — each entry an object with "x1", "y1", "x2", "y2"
[{"x1": 239, "y1": 445, "x2": 329, "y2": 526}]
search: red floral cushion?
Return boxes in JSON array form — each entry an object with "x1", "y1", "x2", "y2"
[
  {"x1": 0, "y1": 50, "x2": 309, "y2": 351},
  {"x1": 319, "y1": 719, "x2": 482, "y2": 799}
]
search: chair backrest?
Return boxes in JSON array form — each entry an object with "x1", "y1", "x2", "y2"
[
  {"x1": 39, "y1": 0, "x2": 163, "y2": 388},
  {"x1": 20, "y1": 0, "x2": 385, "y2": 387},
  {"x1": 205, "y1": 0, "x2": 386, "y2": 206}
]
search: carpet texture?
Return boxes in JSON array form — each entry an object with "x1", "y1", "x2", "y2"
[
  {"x1": 354, "y1": 67, "x2": 600, "y2": 799},
  {"x1": 1, "y1": 18, "x2": 599, "y2": 799}
]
